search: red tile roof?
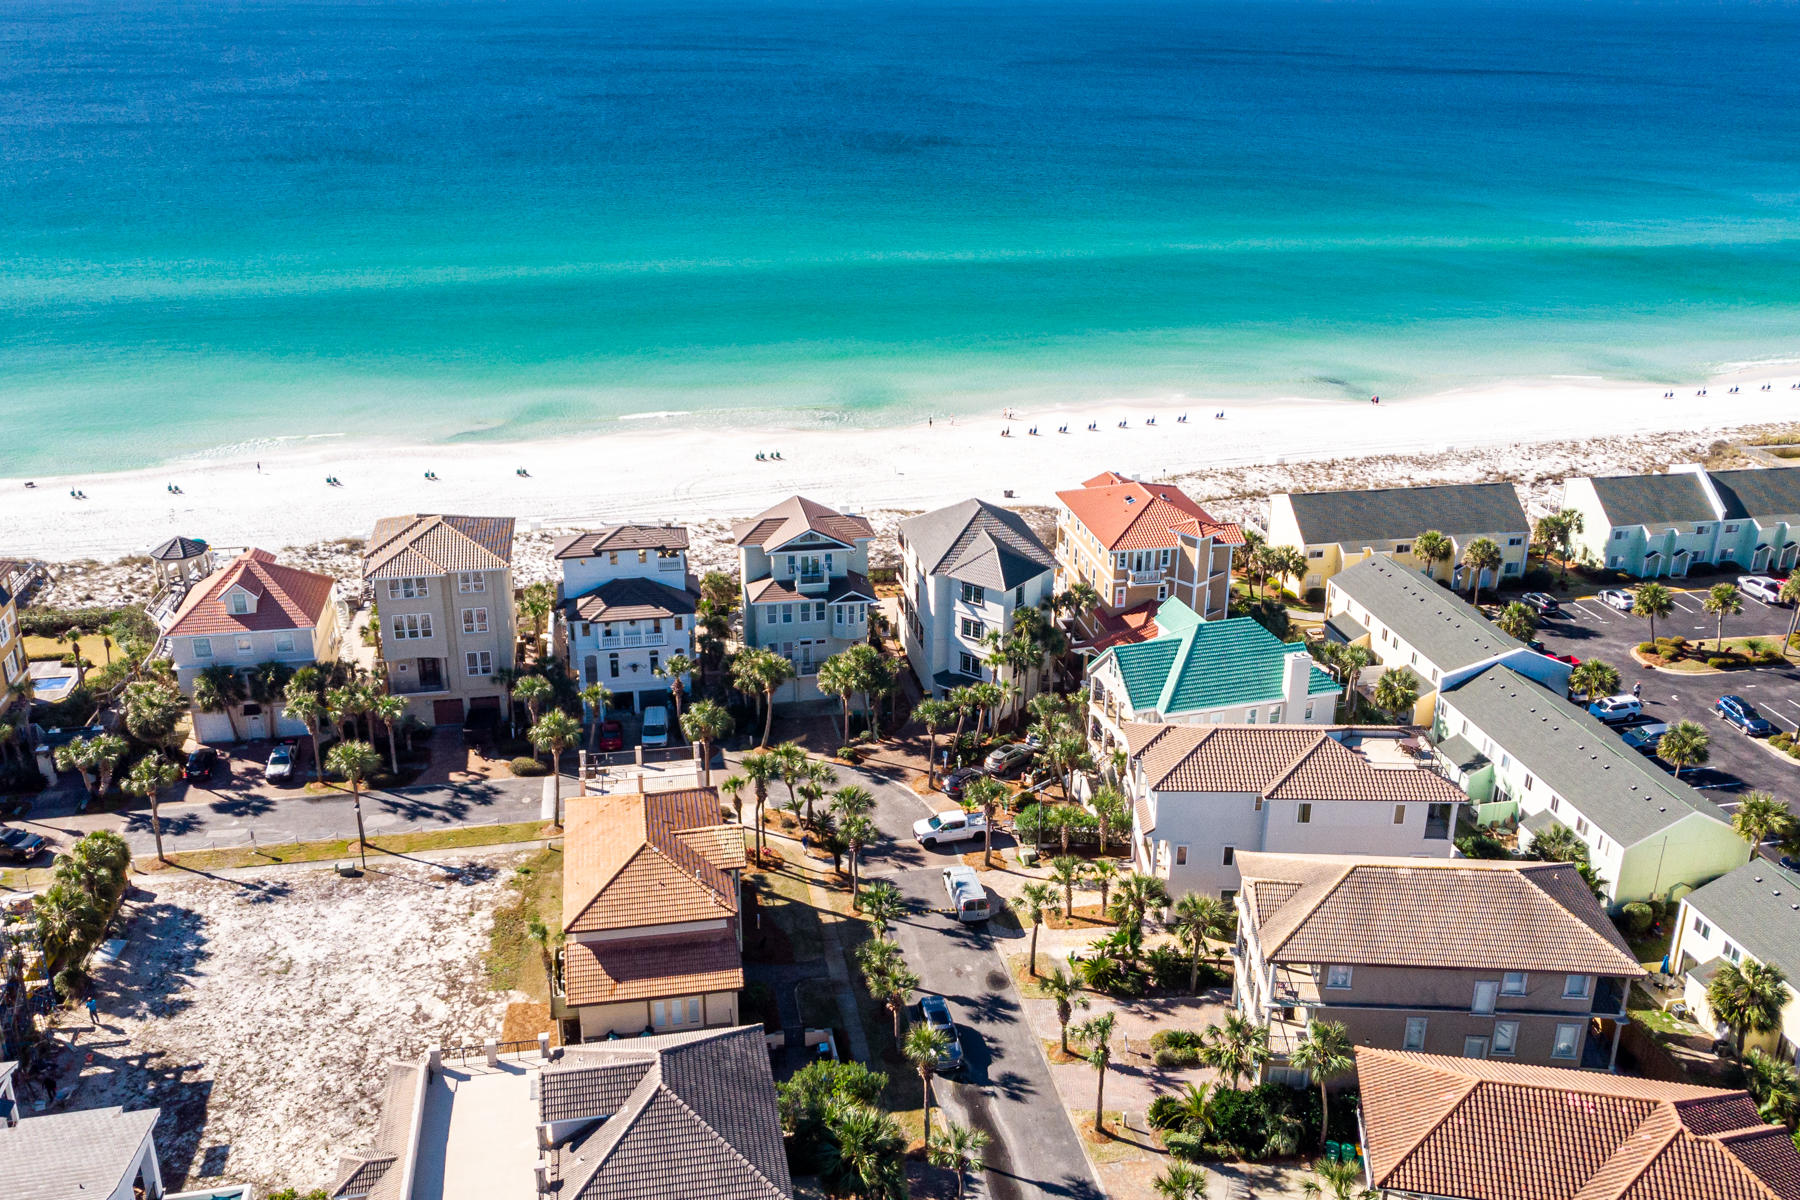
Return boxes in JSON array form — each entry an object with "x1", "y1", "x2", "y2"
[
  {"x1": 1078, "y1": 601, "x2": 1161, "y2": 652},
  {"x1": 164, "y1": 549, "x2": 336, "y2": 638},
  {"x1": 562, "y1": 931, "x2": 745, "y2": 1006},
  {"x1": 1055, "y1": 473, "x2": 1241, "y2": 550},
  {"x1": 563, "y1": 789, "x2": 743, "y2": 934}
]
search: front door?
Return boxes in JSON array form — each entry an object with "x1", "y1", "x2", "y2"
[{"x1": 419, "y1": 657, "x2": 443, "y2": 689}]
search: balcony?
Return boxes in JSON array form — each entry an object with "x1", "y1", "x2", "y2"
[
  {"x1": 596, "y1": 631, "x2": 667, "y2": 650},
  {"x1": 830, "y1": 620, "x2": 862, "y2": 640},
  {"x1": 796, "y1": 571, "x2": 829, "y2": 594},
  {"x1": 1127, "y1": 569, "x2": 1164, "y2": 587},
  {"x1": 1591, "y1": 977, "x2": 1628, "y2": 1017}
]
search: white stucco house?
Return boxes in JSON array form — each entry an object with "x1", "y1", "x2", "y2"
[
  {"x1": 554, "y1": 524, "x2": 698, "y2": 714},
  {"x1": 0, "y1": 1063, "x2": 167, "y2": 1200},
  {"x1": 1671, "y1": 859, "x2": 1800, "y2": 1063},
  {"x1": 1564, "y1": 465, "x2": 1800, "y2": 578}
]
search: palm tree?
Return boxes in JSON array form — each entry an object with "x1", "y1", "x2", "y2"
[
  {"x1": 326, "y1": 740, "x2": 383, "y2": 868},
  {"x1": 915, "y1": 698, "x2": 954, "y2": 787},
  {"x1": 328, "y1": 683, "x2": 374, "y2": 743},
  {"x1": 1744, "y1": 1049, "x2": 1800, "y2": 1130},
  {"x1": 1089, "y1": 785, "x2": 1129, "y2": 852},
  {"x1": 1632, "y1": 582, "x2": 1674, "y2": 644},
  {"x1": 1461, "y1": 537, "x2": 1502, "y2": 606},
  {"x1": 194, "y1": 664, "x2": 246, "y2": 740},
  {"x1": 1657, "y1": 720, "x2": 1710, "y2": 779},
  {"x1": 1017, "y1": 882, "x2": 1060, "y2": 975},
  {"x1": 246, "y1": 660, "x2": 295, "y2": 737},
  {"x1": 732, "y1": 648, "x2": 794, "y2": 747},
  {"x1": 281, "y1": 685, "x2": 327, "y2": 783},
  {"x1": 1110, "y1": 871, "x2": 1169, "y2": 937},
  {"x1": 926, "y1": 1121, "x2": 990, "y2": 1200},
  {"x1": 531, "y1": 710, "x2": 582, "y2": 826},
  {"x1": 1302, "y1": 1157, "x2": 1377, "y2": 1200},
  {"x1": 1783, "y1": 576, "x2": 1800, "y2": 658},
  {"x1": 122, "y1": 756, "x2": 181, "y2": 862},
  {"x1": 1172, "y1": 892, "x2": 1233, "y2": 992},
  {"x1": 1087, "y1": 858, "x2": 1120, "y2": 913},
  {"x1": 1042, "y1": 965, "x2": 1088, "y2": 1054},
  {"x1": 56, "y1": 734, "x2": 125, "y2": 799},
  {"x1": 517, "y1": 581, "x2": 556, "y2": 662},
  {"x1": 1049, "y1": 855, "x2": 1087, "y2": 915},
  {"x1": 1733, "y1": 791, "x2": 1793, "y2": 863},
  {"x1": 817, "y1": 650, "x2": 862, "y2": 746},
  {"x1": 371, "y1": 694, "x2": 407, "y2": 775},
  {"x1": 719, "y1": 773, "x2": 747, "y2": 826},
  {"x1": 741, "y1": 749, "x2": 780, "y2": 864},
  {"x1": 904, "y1": 1022, "x2": 952, "y2": 1142},
  {"x1": 1704, "y1": 581, "x2": 1744, "y2": 652},
  {"x1": 819, "y1": 1104, "x2": 907, "y2": 1200},
  {"x1": 512, "y1": 675, "x2": 552, "y2": 735},
  {"x1": 1288, "y1": 1020, "x2": 1355, "y2": 1151},
  {"x1": 841, "y1": 814, "x2": 877, "y2": 902},
  {"x1": 1707, "y1": 959, "x2": 1791, "y2": 1058},
  {"x1": 1568, "y1": 659, "x2": 1621, "y2": 703},
  {"x1": 1332, "y1": 643, "x2": 1374, "y2": 719},
  {"x1": 1412, "y1": 529, "x2": 1453, "y2": 581},
  {"x1": 1371, "y1": 668, "x2": 1419, "y2": 724},
  {"x1": 1152, "y1": 1164, "x2": 1209, "y2": 1200},
  {"x1": 1198, "y1": 1012, "x2": 1271, "y2": 1089},
  {"x1": 654, "y1": 651, "x2": 696, "y2": 737},
  {"x1": 681, "y1": 699, "x2": 732, "y2": 786},
  {"x1": 580, "y1": 682, "x2": 613, "y2": 748},
  {"x1": 1495, "y1": 601, "x2": 1538, "y2": 642},
  {"x1": 1071, "y1": 1011, "x2": 1117, "y2": 1132},
  {"x1": 859, "y1": 879, "x2": 905, "y2": 939},
  {"x1": 963, "y1": 775, "x2": 1008, "y2": 868}
]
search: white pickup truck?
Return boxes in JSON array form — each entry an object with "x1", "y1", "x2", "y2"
[{"x1": 913, "y1": 809, "x2": 987, "y2": 848}]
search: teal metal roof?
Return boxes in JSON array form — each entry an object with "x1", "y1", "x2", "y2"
[{"x1": 1102, "y1": 603, "x2": 1338, "y2": 716}]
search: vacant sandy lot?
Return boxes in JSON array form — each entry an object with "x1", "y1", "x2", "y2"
[{"x1": 60, "y1": 853, "x2": 523, "y2": 1191}]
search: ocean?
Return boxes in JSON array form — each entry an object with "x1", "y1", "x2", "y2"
[{"x1": 3, "y1": 0, "x2": 1799, "y2": 476}]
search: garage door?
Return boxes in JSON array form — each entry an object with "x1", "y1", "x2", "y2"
[
  {"x1": 468, "y1": 695, "x2": 501, "y2": 715},
  {"x1": 193, "y1": 710, "x2": 237, "y2": 745},
  {"x1": 433, "y1": 698, "x2": 465, "y2": 726}
]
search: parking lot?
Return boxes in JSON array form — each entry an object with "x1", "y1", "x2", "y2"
[{"x1": 1529, "y1": 582, "x2": 1800, "y2": 813}]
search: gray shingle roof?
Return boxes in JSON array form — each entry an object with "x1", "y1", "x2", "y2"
[
  {"x1": 1707, "y1": 468, "x2": 1800, "y2": 526},
  {"x1": 0, "y1": 1104, "x2": 159, "y2": 1200},
  {"x1": 1440, "y1": 664, "x2": 1730, "y2": 846},
  {"x1": 540, "y1": 1055, "x2": 656, "y2": 1122},
  {"x1": 1331, "y1": 557, "x2": 1522, "y2": 674},
  {"x1": 898, "y1": 498, "x2": 1054, "y2": 591},
  {"x1": 148, "y1": 535, "x2": 209, "y2": 562},
  {"x1": 1283, "y1": 482, "x2": 1527, "y2": 546},
  {"x1": 553, "y1": 526, "x2": 690, "y2": 558},
  {"x1": 1684, "y1": 860, "x2": 1800, "y2": 981},
  {"x1": 1587, "y1": 473, "x2": 1717, "y2": 528},
  {"x1": 562, "y1": 577, "x2": 699, "y2": 623}
]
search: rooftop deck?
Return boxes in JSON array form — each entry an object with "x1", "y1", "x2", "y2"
[{"x1": 410, "y1": 1057, "x2": 541, "y2": 1200}]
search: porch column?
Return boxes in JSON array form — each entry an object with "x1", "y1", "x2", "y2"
[{"x1": 1608, "y1": 1018, "x2": 1626, "y2": 1071}]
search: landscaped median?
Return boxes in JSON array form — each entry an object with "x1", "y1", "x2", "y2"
[
  {"x1": 135, "y1": 818, "x2": 559, "y2": 874},
  {"x1": 1632, "y1": 634, "x2": 1791, "y2": 674}
]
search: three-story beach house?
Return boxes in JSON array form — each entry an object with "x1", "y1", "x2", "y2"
[
  {"x1": 896, "y1": 498, "x2": 1056, "y2": 698},
  {"x1": 554, "y1": 525, "x2": 697, "y2": 715},
  {"x1": 0, "y1": 582, "x2": 24, "y2": 719},
  {"x1": 1565, "y1": 464, "x2": 1800, "y2": 577},
  {"x1": 732, "y1": 496, "x2": 875, "y2": 705},
  {"x1": 362, "y1": 514, "x2": 517, "y2": 726},
  {"x1": 163, "y1": 549, "x2": 340, "y2": 742}
]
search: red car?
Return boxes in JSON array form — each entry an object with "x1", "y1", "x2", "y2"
[{"x1": 597, "y1": 720, "x2": 624, "y2": 752}]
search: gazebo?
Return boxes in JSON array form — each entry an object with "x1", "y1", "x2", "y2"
[{"x1": 148, "y1": 536, "x2": 212, "y2": 588}]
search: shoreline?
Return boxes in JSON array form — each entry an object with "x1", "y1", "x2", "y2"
[{"x1": 8, "y1": 364, "x2": 1800, "y2": 576}]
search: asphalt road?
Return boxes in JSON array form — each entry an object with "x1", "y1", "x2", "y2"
[{"x1": 1533, "y1": 585, "x2": 1800, "y2": 813}]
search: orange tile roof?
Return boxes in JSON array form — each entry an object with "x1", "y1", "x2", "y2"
[
  {"x1": 1357, "y1": 1049, "x2": 1800, "y2": 1200},
  {"x1": 164, "y1": 549, "x2": 336, "y2": 638},
  {"x1": 1055, "y1": 473, "x2": 1241, "y2": 550},
  {"x1": 1124, "y1": 723, "x2": 1466, "y2": 805},
  {"x1": 1078, "y1": 601, "x2": 1161, "y2": 652},
  {"x1": 563, "y1": 789, "x2": 742, "y2": 934},
  {"x1": 730, "y1": 496, "x2": 873, "y2": 550},
  {"x1": 562, "y1": 932, "x2": 745, "y2": 1006},
  {"x1": 362, "y1": 514, "x2": 515, "y2": 579}
]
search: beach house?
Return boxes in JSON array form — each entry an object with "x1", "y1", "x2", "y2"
[
  {"x1": 0, "y1": 1062, "x2": 168, "y2": 1200},
  {"x1": 1432, "y1": 662, "x2": 1746, "y2": 906},
  {"x1": 553, "y1": 525, "x2": 697, "y2": 715},
  {"x1": 1085, "y1": 597, "x2": 1341, "y2": 757},
  {"x1": 1121, "y1": 722, "x2": 1465, "y2": 900},
  {"x1": 732, "y1": 496, "x2": 875, "y2": 706},
  {"x1": 1325, "y1": 556, "x2": 1572, "y2": 722},
  {"x1": 0, "y1": 583, "x2": 23, "y2": 720},
  {"x1": 560, "y1": 788, "x2": 745, "y2": 1042},
  {"x1": 1356, "y1": 1049, "x2": 1800, "y2": 1200},
  {"x1": 362, "y1": 514, "x2": 517, "y2": 727},
  {"x1": 1670, "y1": 859, "x2": 1800, "y2": 1062},
  {"x1": 1052, "y1": 472, "x2": 1241, "y2": 651},
  {"x1": 1267, "y1": 481, "x2": 1530, "y2": 597},
  {"x1": 1234, "y1": 853, "x2": 1644, "y2": 1080},
  {"x1": 163, "y1": 549, "x2": 340, "y2": 742},
  {"x1": 896, "y1": 498, "x2": 1056, "y2": 697},
  {"x1": 1565, "y1": 464, "x2": 1800, "y2": 577}
]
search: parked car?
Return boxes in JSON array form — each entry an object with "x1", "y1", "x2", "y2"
[
  {"x1": 1597, "y1": 589, "x2": 1636, "y2": 613},
  {"x1": 917, "y1": 994, "x2": 965, "y2": 1072},
  {"x1": 1588, "y1": 695, "x2": 1643, "y2": 725},
  {"x1": 0, "y1": 827, "x2": 47, "y2": 863},
  {"x1": 942, "y1": 864, "x2": 991, "y2": 922},
  {"x1": 184, "y1": 747, "x2": 220, "y2": 781},
  {"x1": 1546, "y1": 652, "x2": 1581, "y2": 666},
  {"x1": 1740, "y1": 575, "x2": 1788, "y2": 604},
  {"x1": 1620, "y1": 722, "x2": 1672, "y2": 754},
  {"x1": 942, "y1": 765, "x2": 987, "y2": 800},
  {"x1": 264, "y1": 744, "x2": 295, "y2": 782},
  {"x1": 914, "y1": 809, "x2": 988, "y2": 848},
  {"x1": 983, "y1": 742, "x2": 1036, "y2": 777},
  {"x1": 640, "y1": 705, "x2": 670, "y2": 748},
  {"x1": 597, "y1": 720, "x2": 624, "y2": 752},
  {"x1": 1716, "y1": 695, "x2": 1778, "y2": 737},
  {"x1": 1521, "y1": 592, "x2": 1561, "y2": 615}
]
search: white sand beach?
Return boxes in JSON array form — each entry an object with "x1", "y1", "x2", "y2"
[{"x1": 7, "y1": 366, "x2": 1800, "y2": 569}]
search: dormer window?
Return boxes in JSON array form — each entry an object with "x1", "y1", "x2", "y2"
[{"x1": 228, "y1": 591, "x2": 249, "y2": 615}]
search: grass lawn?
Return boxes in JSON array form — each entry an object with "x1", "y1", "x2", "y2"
[
  {"x1": 23, "y1": 633, "x2": 120, "y2": 663},
  {"x1": 136, "y1": 818, "x2": 556, "y2": 874},
  {"x1": 484, "y1": 845, "x2": 564, "y2": 1001},
  {"x1": 748, "y1": 860, "x2": 827, "y2": 963},
  {"x1": 1630, "y1": 928, "x2": 1674, "y2": 975},
  {"x1": 1629, "y1": 983, "x2": 1690, "y2": 1036}
]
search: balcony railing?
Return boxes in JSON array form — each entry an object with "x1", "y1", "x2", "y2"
[
  {"x1": 596, "y1": 632, "x2": 666, "y2": 650},
  {"x1": 830, "y1": 620, "x2": 862, "y2": 640},
  {"x1": 1127, "y1": 569, "x2": 1164, "y2": 587},
  {"x1": 796, "y1": 571, "x2": 828, "y2": 593}
]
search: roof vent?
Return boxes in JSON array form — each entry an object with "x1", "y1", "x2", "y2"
[
  {"x1": 1125, "y1": 496, "x2": 1136, "y2": 505},
  {"x1": 1755, "y1": 876, "x2": 1764, "y2": 884}
]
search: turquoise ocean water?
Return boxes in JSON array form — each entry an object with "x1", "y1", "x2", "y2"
[{"x1": 3, "y1": 0, "x2": 1800, "y2": 475}]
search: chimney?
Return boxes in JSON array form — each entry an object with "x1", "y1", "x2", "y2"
[{"x1": 1283, "y1": 651, "x2": 1312, "y2": 710}]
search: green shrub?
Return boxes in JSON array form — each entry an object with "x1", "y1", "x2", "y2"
[
  {"x1": 18, "y1": 604, "x2": 155, "y2": 640},
  {"x1": 1150, "y1": 1029, "x2": 1205, "y2": 1051},
  {"x1": 835, "y1": 746, "x2": 861, "y2": 763},
  {"x1": 1521, "y1": 567, "x2": 1555, "y2": 588},
  {"x1": 1758, "y1": 650, "x2": 1785, "y2": 666},
  {"x1": 1708, "y1": 656, "x2": 1735, "y2": 670},
  {"x1": 1153, "y1": 1046, "x2": 1201, "y2": 1069},
  {"x1": 855, "y1": 730, "x2": 877, "y2": 744},
  {"x1": 1147, "y1": 1094, "x2": 1186, "y2": 1130},
  {"x1": 1666, "y1": 635, "x2": 1688, "y2": 648},
  {"x1": 1456, "y1": 831, "x2": 1512, "y2": 860},
  {"x1": 1145, "y1": 944, "x2": 1189, "y2": 990},
  {"x1": 1773, "y1": 733, "x2": 1794, "y2": 751},
  {"x1": 1619, "y1": 902, "x2": 1655, "y2": 937},
  {"x1": 1637, "y1": 641, "x2": 1658, "y2": 656},
  {"x1": 509, "y1": 757, "x2": 548, "y2": 777},
  {"x1": 1162, "y1": 1130, "x2": 1208, "y2": 1162},
  {"x1": 53, "y1": 965, "x2": 87, "y2": 1001}
]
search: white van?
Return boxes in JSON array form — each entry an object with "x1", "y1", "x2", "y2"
[
  {"x1": 942, "y1": 865, "x2": 991, "y2": 923},
  {"x1": 640, "y1": 705, "x2": 671, "y2": 747}
]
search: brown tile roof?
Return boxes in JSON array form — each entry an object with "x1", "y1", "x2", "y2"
[
  {"x1": 563, "y1": 789, "x2": 742, "y2": 933},
  {"x1": 1357, "y1": 1049, "x2": 1800, "y2": 1200},
  {"x1": 553, "y1": 525, "x2": 690, "y2": 558},
  {"x1": 1055, "y1": 473, "x2": 1241, "y2": 551},
  {"x1": 1124, "y1": 723, "x2": 1466, "y2": 805},
  {"x1": 562, "y1": 932, "x2": 744, "y2": 1006},
  {"x1": 730, "y1": 496, "x2": 873, "y2": 550},
  {"x1": 563, "y1": 577, "x2": 698, "y2": 623},
  {"x1": 1236, "y1": 852, "x2": 1644, "y2": 976},
  {"x1": 1078, "y1": 600, "x2": 1161, "y2": 652},
  {"x1": 362, "y1": 514, "x2": 515, "y2": 579},
  {"x1": 539, "y1": 1055, "x2": 656, "y2": 1122},
  {"x1": 164, "y1": 549, "x2": 336, "y2": 637},
  {"x1": 743, "y1": 572, "x2": 876, "y2": 606}
]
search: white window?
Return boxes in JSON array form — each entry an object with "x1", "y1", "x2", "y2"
[
  {"x1": 466, "y1": 651, "x2": 493, "y2": 676},
  {"x1": 1268, "y1": 705, "x2": 1282, "y2": 723},
  {"x1": 386, "y1": 578, "x2": 428, "y2": 599},
  {"x1": 1501, "y1": 971, "x2": 1528, "y2": 996},
  {"x1": 1551, "y1": 1023, "x2": 1580, "y2": 1059},
  {"x1": 1114, "y1": 587, "x2": 1126, "y2": 606},
  {"x1": 960, "y1": 617, "x2": 984, "y2": 639},
  {"x1": 1403, "y1": 1017, "x2": 1428, "y2": 1051},
  {"x1": 609, "y1": 654, "x2": 620, "y2": 678},
  {"x1": 1612, "y1": 530, "x2": 1626, "y2": 541},
  {"x1": 235, "y1": 636, "x2": 253, "y2": 654},
  {"x1": 192, "y1": 637, "x2": 213, "y2": 658},
  {"x1": 1693, "y1": 916, "x2": 1712, "y2": 939},
  {"x1": 1307, "y1": 548, "x2": 1323, "y2": 559},
  {"x1": 1725, "y1": 523, "x2": 1740, "y2": 533},
  {"x1": 1393, "y1": 805, "x2": 1406, "y2": 825},
  {"x1": 457, "y1": 572, "x2": 485, "y2": 594},
  {"x1": 1472, "y1": 981, "x2": 1499, "y2": 1015},
  {"x1": 275, "y1": 634, "x2": 295, "y2": 653},
  {"x1": 1245, "y1": 708, "x2": 1258, "y2": 724},
  {"x1": 1157, "y1": 583, "x2": 1169, "y2": 601},
  {"x1": 1393, "y1": 542, "x2": 1411, "y2": 555},
  {"x1": 1462, "y1": 1036, "x2": 1490, "y2": 1059},
  {"x1": 1563, "y1": 974, "x2": 1592, "y2": 999},
  {"x1": 1325, "y1": 964, "x2": 1353, "y2": 990},
  {"x1": 1723, "y1": 940, "x2": 1743, "y2": 963},
  {"x1": 960, "y1": 582, "x2": 985, "y2": 606},
  {"x1": 1492, "y1": 1021, "x2": 1519, "y2": 1056},
  {"x1": 228, "y1": 591, "x2": 249, "y2": 615},
  {"x1": 1303, "y1": 702, "x2": 1314, "y2": 720},
  {"x1": 1296, "y1": 803, "x2": 1312, "y2": 824},
  {"x1": 651, "y1": 996, "x2": 705, "y2": 1029},
  {"x1": 461, "y1": 607, "x2": 489, "y2": 634},
  {"x1": 391, "y1": 613, "x2": 433, "y2": 640},
  {"x1": 1507, "y1": 536, "x2": 1524, "y2": 547},
  {"x1": 959, "y1": 651, "x2": 982, "y2": 676},
  {"x1": 781, "y1": 604, "x2": 794, "y2": 624}
]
